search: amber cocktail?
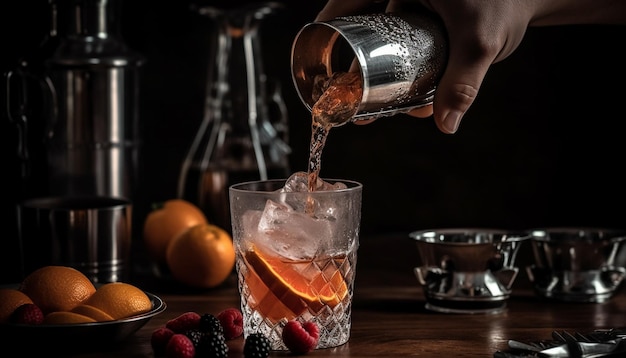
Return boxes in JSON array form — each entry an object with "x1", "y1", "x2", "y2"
[{"x1": 229, "y1": 175, "x2": 362, "y2": 350}]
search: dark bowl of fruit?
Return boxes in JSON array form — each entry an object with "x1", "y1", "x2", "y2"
[{"x1": 0, "y1": 287, "x2": 166, "y2": 353}]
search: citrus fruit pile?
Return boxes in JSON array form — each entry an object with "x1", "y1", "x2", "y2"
[
  {"x1": 0, "y1": 266, "x2": 152, "y2": 325},
  {"x1": 142, "y1": 199, "x2": 236, "y2": 289}
]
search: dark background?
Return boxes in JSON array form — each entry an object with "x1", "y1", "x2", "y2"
[{"x1": 2, "y1": 1, "x2": 626, "y2": 283}]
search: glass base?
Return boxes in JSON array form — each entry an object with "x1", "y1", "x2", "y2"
[{"x1": 242, "y1": 309, "x2": 351, "y2": 350}]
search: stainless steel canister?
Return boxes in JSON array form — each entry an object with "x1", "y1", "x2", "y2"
[
  {"x1": 6, "y1": 0, "x2": 143, "y2": 200},
  {"x1": 291, "y1": 12, "x2": 447, "y2": 121},
  {"x1": 43, "y1": 0, "x2": 143, "y2": 199},
  {"x1": 17, "y1": 196, "x2": 132, "y2": 283}
]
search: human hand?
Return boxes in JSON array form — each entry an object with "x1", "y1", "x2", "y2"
[
  {"x1": 317, "y1": 0, "x2": 626, "y2": 133},
  {"x1": 315, "y1": 0, "x2": 536, "y2": 134}
]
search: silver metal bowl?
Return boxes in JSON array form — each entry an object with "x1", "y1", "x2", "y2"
[
  {"x1": 409, "y1": 228, "x2": 530, "y2": 314},
  {"x1": 527, "y1": 227, "x2": 626, "y2": 303}
]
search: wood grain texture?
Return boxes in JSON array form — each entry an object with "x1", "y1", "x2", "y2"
[{"x1": 53, "y1": 233, "x2": 626, "y2": 357}]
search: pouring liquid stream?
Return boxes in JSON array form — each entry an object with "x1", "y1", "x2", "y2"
[{"x1": 305, "y1": 72, "x2": 363, "y2": 214}]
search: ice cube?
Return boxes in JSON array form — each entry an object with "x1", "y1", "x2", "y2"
[
  {"x1": 240, "y1": 210, "x2": 262, "y2": 249},
  {"x1": 279, "y1": 172, "x2": 348, "y2": 218},
  {"x1": 254, "y1": 199, "x2": 333, "y2": 260},
  {"x1": 282, "y1": 171, "x2": 347, "y2": 193},
  {"x1": 317, "y1": 179, "x2": 347, "y2": 191},
  {"x1": 282, "y1": 172, "x2": 309, "y2": 193}
]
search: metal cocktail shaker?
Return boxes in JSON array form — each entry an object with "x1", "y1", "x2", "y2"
[
  {"x1": 291, "y1": 12, "x2": 447, "y2": 122},
  {"x1": 5, "y1": 0, "x2": 142, "y2": 284},
  {"x1": 7, "y1": 0, "x2": 143, "y2": 200},
  {"x1": 45, "y1": 0, "x2": 143, "y2": 199}
]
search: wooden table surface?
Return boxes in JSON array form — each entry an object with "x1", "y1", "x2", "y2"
[{"x1": 25, "y1": 233, "x2": 626, "y2": 357}]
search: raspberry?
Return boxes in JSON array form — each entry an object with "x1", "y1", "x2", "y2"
[
  {"x1": 166, "y1": 312, "x2": 201, "y2": 333},
  {"x1": 10, "y1": 303, "x2": 43, "y2": 325},
  {"x1": 282, "y1": 321, "x2": 320, "y2": 354},
  {"x1": 217, "y1": 308, "x2": 243, "y2": 340},
  {"x1": 244, "y1": 333, "x2": 271, "y2": 358},
  {"x1": 197, "y1": 332, "x2": 228, "y2": 358},
  {"x1": 165, "y1": 334, "x2": 195, "y2": 358},
  {"x1": 199, "y1": 313, "x2": 223, "y2": 335},
  {"x1": 151, "y1": 327, "x2": 175, "y2": 355}
]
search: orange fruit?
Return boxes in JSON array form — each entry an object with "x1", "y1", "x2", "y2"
[
  {"x1": 85, "y1": 282, "x2": 152, "y2": 320},
  {"x1": 143, "y1": 199, "x2": 208, "y2": 264},
  {"x1": 44, "y1": 311, "x2": 97, "y2": 324},
  {"x1": 0, "y1": 288, "x2": 34, "y2": 323},
  {"x1": 165, "y1": 223, "x2": 235, "y2": 289},
  {"x1": 244, "y1": 246, "x2": 348, "y2": 322},
  {"x1": 18, "y1": 266, "x2": 96, "y2": 314},
  {"x1": 71, "y1": 304, "x2": 114, "y2": 322}
]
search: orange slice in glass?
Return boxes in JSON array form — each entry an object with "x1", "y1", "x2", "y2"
[{"x1": 244, "y1": 246, "x2": 348, "y2": 319}]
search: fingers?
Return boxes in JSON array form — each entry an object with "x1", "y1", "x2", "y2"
[
  {"x1": 353, "y1": 118, "x2": 378, "y2": 125},
  {"x1": 389, "y1": 2, "x2": 488, "y2": 133},
  {"x1": 407, "y1": 104, "x2": 433, "y2": 118},
  {"x1": 419, "y1": 2, "x2": 497, "y2": 134},
  {"x1": 314, "y1": 0, "x2": 523, "y2": 134},
  {"x1": 415, "y1": 1, "x2": 532, "y2": 134},
  {"x1": 354, "y1": 104, "x2": 432, "y2": 126},
  {"x1": 432, "y1": 58, "x2": 488, "y2": 134}
]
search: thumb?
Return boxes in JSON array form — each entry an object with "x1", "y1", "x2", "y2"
[{"x1": 432, "y1": 52, "x2": 491, "y2": 134}]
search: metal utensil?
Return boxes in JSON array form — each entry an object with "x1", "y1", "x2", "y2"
[
  {"x1": 507, "y1": 337, "x2": 625, "y2": 357},
  {"x1": 538, "y1": 341, "x2": 621, "y2": 358}
]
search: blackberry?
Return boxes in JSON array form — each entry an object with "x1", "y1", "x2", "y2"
[
  {"x1": 199, "y1": 313, "x2": 224, "y2": 335},
  {"x1": 184, "y1": 328, "x2": 206, "y2": 349},
  {"x1": 244, "y1": 333, "x2": 271, "y2": 358},
  {"x1": 197, "y1": 332, "x2": 228, "y2": 358}
]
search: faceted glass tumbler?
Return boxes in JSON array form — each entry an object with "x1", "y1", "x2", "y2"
[{"x1": 229, "y1": 179, "x2": 362, "y2": 350}]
